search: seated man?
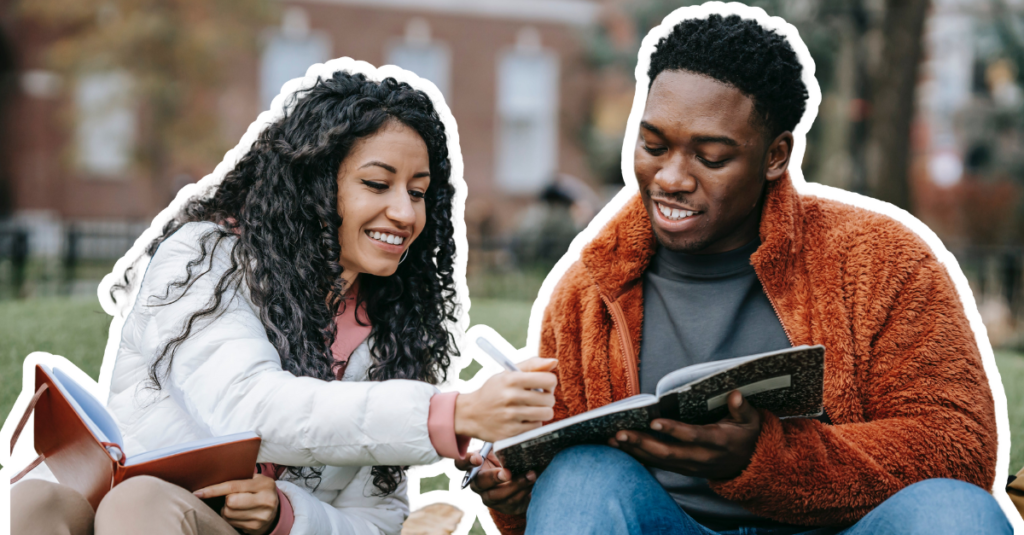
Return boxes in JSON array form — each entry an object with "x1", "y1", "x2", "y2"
[{"x1": 459, "y1": 12, "x2": 1009, "y2": 535}]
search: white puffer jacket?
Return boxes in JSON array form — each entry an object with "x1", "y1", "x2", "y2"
[{"x1": 106, "y1": 221, "x2": 443, "y2": 535}]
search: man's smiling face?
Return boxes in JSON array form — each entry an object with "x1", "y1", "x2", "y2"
[{"x1": 634, "y1": 69, "x2": 791, "y2": 254}]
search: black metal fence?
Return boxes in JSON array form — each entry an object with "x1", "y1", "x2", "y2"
[
  {"x1": 0, "y1": 228, "x2": 29, "y2": 297},
  {"x1": 61, "y1": 224, "x2": 145, "y2": 284},
  {"x1": 2, "y1": 223, "x2": 1024, "y2": 339},
  {"x1": 0, "y1": 223, "x2": 146, "y2": 299},
  {"x1": 0, "y1": 225, "x2": 574, "y2": 301}
]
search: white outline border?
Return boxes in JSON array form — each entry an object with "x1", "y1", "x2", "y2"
[
  {"x1": 518, "y1": 2, "x2": 1021, "y2": 533},
  {"x1": 2, "y1": 3, "x2": 1020, "y2": 532}
]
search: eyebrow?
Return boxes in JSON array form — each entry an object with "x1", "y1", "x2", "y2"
[
  {"x1": 639, "y1": 121, "x2": 664, "y2": 136},
  {"x1": 640, "y1": 121, "x2": 739, "y2": 147},
  {"x1": 691, "y1": 135, "x2": 739, "y2": 147},
  {"x1": 359, "y1": 160, "x2": 430, "y2": 178}
]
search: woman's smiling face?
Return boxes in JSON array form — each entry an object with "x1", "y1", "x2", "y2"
[{"x1": 337, "y1": 121, "x2": 431, "y2": 278}]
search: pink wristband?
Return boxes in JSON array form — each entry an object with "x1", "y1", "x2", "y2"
[
  {"x1": 267, "y1": 487, "x2": 294, "y2": 535},
  {"x1": 428, "y1": 391, "x2": 470, "y2": 459}
]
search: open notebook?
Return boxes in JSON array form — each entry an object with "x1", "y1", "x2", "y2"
[
  {"x1": 10, "y1": 364, "x2": 261, "y2": 509},
  {"x1": 494, "y1": 345, "x2": 826, "y2": 476}
]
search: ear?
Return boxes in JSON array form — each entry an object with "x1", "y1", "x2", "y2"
[{"x1": 765, "y1": 131, "x2": 794, "y2": 183}]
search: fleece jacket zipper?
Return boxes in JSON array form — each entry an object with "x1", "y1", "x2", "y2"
[{"x1": 600, "y1": 294, "x2": 640, "y2": 397}]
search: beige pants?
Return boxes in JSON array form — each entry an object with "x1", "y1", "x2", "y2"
[{"x1": 11, "y1": 477, "x2": 239, "y2": 535}]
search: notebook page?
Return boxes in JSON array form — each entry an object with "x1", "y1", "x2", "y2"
[{"x1": 49, "y1": 366, "x2": 120, "y2": 446}]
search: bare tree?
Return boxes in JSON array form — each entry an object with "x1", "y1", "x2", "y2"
[{"x1": 863, "y1": 0, "x2": 930, "y2": 211}]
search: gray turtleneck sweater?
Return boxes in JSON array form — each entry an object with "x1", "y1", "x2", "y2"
[{"x1": 639, "y1": 238, "x2": 793, "y2": 530}]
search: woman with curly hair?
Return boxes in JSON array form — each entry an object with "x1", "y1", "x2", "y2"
[{"x1": 11, "y1": 64, "x2": 557, "y2": 535}]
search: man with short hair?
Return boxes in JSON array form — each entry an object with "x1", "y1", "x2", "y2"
[{"x1": 458, "y1": 13, "x2": 1008, "y2": 535}]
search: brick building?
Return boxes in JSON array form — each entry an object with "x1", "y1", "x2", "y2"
[{"x1": 0, "y1": 0, "x2": 602, "y2": 256}]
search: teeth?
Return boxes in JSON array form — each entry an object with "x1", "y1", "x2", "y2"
[
  {"x1": 367, "y1": 231, "x2": 405, "y2": 245},
  {"x1": 658, "y1": 203, "x2": 695, "y2": 221}
]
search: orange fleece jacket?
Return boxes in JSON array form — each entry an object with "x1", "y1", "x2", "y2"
[{"x1": 491, "y1": 175, "x2": 998, "y2": 532}]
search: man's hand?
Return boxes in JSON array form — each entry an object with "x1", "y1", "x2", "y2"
[
  {"x1": 455, "y1": 450, "x2": 536, "y2": 515},
  {"x1": 194, "y1": 474, "x2": 280, "y2": 535},
  {"x1": 610, "y1": 390, "x2": 762, "y2": 480}
]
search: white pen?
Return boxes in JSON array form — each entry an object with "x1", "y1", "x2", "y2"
[{"x1": 461, "y1": 336, "x2": 531, "y2": 489}]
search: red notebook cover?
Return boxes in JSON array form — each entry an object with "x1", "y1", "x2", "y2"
[{"x1": 13, "y1": 364, "x2": 261, "y2": 510}]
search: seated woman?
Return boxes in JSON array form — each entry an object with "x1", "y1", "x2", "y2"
[{"x1": 11, "y1": 64, "x2": 557, "y2": 535}]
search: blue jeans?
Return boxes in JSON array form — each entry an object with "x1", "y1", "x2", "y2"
[{"x1": 525, "y1": 445, "x2": 1011, "y2": 535}]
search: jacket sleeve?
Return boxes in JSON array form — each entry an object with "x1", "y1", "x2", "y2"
[
  {"x1": 137, "y1": 223, "x2": 442, "y2": 468},
  {"x1": 709, "y1": 255, "x2": 998, "y2": 526},
  {"x1": 276, "y1": 467, "x2": 408, "y2": 535}
]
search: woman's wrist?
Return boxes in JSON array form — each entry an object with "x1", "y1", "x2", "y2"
[
  {"x1": 259, "y1": 490, "x2": 289, "y2": 535},
  {"x1": 454, "y1": 390, "x2": 480, "y2": 438}
]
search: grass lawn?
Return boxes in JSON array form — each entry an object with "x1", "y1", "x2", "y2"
[
  {"x1": 3, "y1": 296, "x2": 1024, "y2": 479},
  {"x1": 0, "y1": 297, "x2": 111, "y2": 420}
]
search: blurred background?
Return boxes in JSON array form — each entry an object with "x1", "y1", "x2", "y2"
[{"x1": 3, "y1": 0, "x2": 1024, "y2": 508}]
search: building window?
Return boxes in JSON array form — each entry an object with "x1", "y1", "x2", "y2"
[
  {"x1": 386, "y1": 18, "x2": 451, "y2": 100},
  {"x1": 75, "y1": 71, "x2": 135, "y2": 177},
  {"x1": 260, "y1": 7, "x2": 331, "y2": 110},
  {"x1": 496, "y1": 28, "x2": 559, "y2": 194}
]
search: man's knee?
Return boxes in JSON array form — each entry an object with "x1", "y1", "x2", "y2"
[
  {"x1": 11, "y1": 479, "x2": 95, "y2": 535},
  {"x1": 532, "y1": 445, "x2": 659, "y2": 511},
  {"x1": 527, "y1": 446, "x2": 701, "y2": 535},
  {"x1": 881, "y1": 478, "x2": 1010, "y2": 533},
  {"x1": 539, "y1": 444, "x2": 644, "y2": 488}
]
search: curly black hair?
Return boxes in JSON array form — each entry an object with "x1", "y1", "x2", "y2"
[
  {"x1": 648, "y1": 14, "x2": 808, "y2": 140},
  {"x1": 111, "y1": 71, "x2": 460, "y2": 496}
]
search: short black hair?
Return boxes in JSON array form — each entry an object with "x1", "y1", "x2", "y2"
[{"x1": 648, "y1": 14, "x2": 808, "y2": 140}]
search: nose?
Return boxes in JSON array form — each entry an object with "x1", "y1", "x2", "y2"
[
  {"x1": 653, "y1": 152, "x2": 697, "y2": 194},
  {"x1": 385, "y1": 190, "x2": 417, "y2": 228}
]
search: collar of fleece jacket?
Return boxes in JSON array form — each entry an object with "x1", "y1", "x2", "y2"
[{"x1": 579, "y1": 172, "x2": 802, "y2": 299}]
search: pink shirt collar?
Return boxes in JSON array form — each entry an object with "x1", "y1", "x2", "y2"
[
  {"x1": 220, "y1": 217, "x2": 371, "y2": 378},
  {"x1": 331, "y1": 281, "x2": 372, "y2": 379}
]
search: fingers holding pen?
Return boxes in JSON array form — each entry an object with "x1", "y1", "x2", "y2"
[
  {"x1": 504, "y1": 371, "x2": 558, "y2": 394},
  {"x1": 455, "y1": 365, "x2": 557, "y2": 442},
  {"x1": 516, "y1": 357, "x2": 558, "y2": 373}
]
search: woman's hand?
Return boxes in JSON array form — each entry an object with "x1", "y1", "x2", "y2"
[
  {"x1": 455, "y1": 357, "x2": 558, "y2": 442},
  {"x1": 194, "y1": 474, "x2": 280, "y2": 535}
]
